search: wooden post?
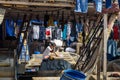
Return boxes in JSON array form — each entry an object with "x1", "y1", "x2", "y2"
[
  {"x1": 103, "y1": 14, "x2": 107, "y2": 80},
  {"x1": 97, "y1": 38, "x2": 103, "y2": 80}
]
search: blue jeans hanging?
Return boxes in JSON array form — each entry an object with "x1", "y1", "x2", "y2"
[
  {"x1": 95, "y1": 0, "x2": 102, "y2": 12},
  {"x1": 80, "y1": 0, "x2": 88, "y2": 13},
  {"x1": 107, "y1": 39, "x2": 117, "y2": 57},
  {"x1": 105, "y1": 0, "x2": 112, "y2": 8},
  {"x1": 74, "y1": 0, "x2": 81, "y2": 12},
  {"x1": 75, "y1": 0, "x2": 88, "y2": 13}
]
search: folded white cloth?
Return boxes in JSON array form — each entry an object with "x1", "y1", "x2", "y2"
[{"x1": 65, "y1": 47, "x2": 76, "y2": 53}]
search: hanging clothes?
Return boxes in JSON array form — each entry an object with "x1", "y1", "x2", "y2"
[
  {"x1": 19, "y1": 44, "x2": 30, "y2": 62},
  {"x1": 46, "y1": 27, "x2": 52, "y2": 39},
  {"x1": 66, "y1": 22, "x2": 71, "y2": 46},
  {"x1": 113, "y1": 25, "x2": 119, "y2": 40},
  {"x1": 106, "y1": 0, "x2": 112, "y2": 8},
  {"x1": 75, "y1": 0, "x2": 88, "y2": 13},
  {"x1": 32, "y1": 24, "x2": 40, "y2": 40},
  {"x1": 15, "y1": 20, "x2": 23, "y2": 38},
  {"x1": 57, "y1": 26, "x2": 62, "y2": 40},
  {"x1": 107, "y1": 39, "x2": 117, "y2": 61},
  {"x1": 94, "y1": 0, "x2": 102, "y2": 12},
  {"x1": 76, "y1": 23, "x2": 83, "y2": 43},
  {"x1": 62, "y1": 24, "x2": 67, "y2": 40},
  {"x1": 16, "y1": 20, "x2": 23, "y2": 27},
  {"x1": 80, "y1": 0, "x2": 88, "y2": 13},
  {"x1": 39, "y1": 26, "x2": 46, "y2": 40},
  {"x1": 76, "y1": 23, "x2": 83, "y2": 33},
  {"x1": 74, "y1": 0, "x2": 81, "y2": 12},
  {"x1": 70, "y1": 21, "x2": 77, "y2": 42},
  {"x1": 5, "y1": 19, "x2": 15, "y2": 38}
]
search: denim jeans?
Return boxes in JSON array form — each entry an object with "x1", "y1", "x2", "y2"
[
  {"x1": 75, "y1": 0, "x2": 88, "y2": 13},
  {"x1": 95, "y1": 0, "x2": 102, "y2": 12},
  {"x1": 107, "y1": 40, "x2": 117, "y2": 59},
  {"x1": 80, "y1": 0, "x2": 88, "y2": 13},
  {"x1": 74, "y1": 0, "x2": 81, "y2": 12},
  {"x1": 6, "y1": 19, "x2": 15, "y2": 37},
  {"x1": 106, "y1": 0, "x2": 112, "y2": 8}
]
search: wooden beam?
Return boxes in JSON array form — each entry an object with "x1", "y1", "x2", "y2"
[
  {"x1": 0, "y1": 1, "x2": 74, "y2": 8},
  {"x1": 103, "y1": 13, "x2": 107, "y2": 80}
]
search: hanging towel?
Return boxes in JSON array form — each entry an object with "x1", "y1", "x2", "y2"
[
  {"x1": 5, "y1": 19, "x2": 15, "y2": 37},
  {"x1": 95, "y1": 0, "x2": 102, "y2": 12},
  {"x1": 106, "y1": 0, "x2": 112, "y2": 8},
  {"x1": 80, "y1": 0, "x2": 88, "y2": 13}
]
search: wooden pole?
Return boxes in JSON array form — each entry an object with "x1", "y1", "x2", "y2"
[
  {"x1": 97, "y1": 38, "x2": 103, "y2": 80},
  {"x1": 103, "y1": 14, "x2": 107, "y2": 80}
]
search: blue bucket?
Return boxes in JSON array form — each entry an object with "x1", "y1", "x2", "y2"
[
  {"x1": 34, "y1": 51, "x2": 41, "y2": 54},
  {"x1": 60, "y1": 69, "x2": 86, "y2": 80}
]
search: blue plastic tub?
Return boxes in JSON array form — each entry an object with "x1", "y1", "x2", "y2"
[
  {"x1": 60, "y1": 69, "x2": 86, "y2": 80},
  {"x1": 34, "y1": 51, "x2": 41, "y2": 54}
]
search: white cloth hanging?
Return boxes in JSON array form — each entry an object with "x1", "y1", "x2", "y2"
[{"x1": 32, "y1": 25, "x2": 40, "y2": 40}]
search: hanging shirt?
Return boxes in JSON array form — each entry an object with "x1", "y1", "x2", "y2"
[
  {"x1": 80, "y1": 0, "x2": 88, "y2": 13},
  {"x1": 32, "y1": 25, "x2": 40, "y2": 40},
  {"x1": 106, "y1": 0, "x2": 112, "y2": 8},
  {"x1": 113, "y1": 26, "x2": 119, "y2": 40},
  {"x1": 95, "y1": 0, "x2": 102, "y2": 12}
]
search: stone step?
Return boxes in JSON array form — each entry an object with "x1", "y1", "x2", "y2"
[
  {"x1": 0, "y1": 78, "x2": 14, "y2": 80},
  {"x1": 0, "y1": 67, "x2": 14, "y2": 77}
]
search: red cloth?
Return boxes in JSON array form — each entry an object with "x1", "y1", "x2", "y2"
[
  {"x1": 46, "y1": 30, "x2": 50, "y2": 35},
  {"x1": 113, "y1": 26, "x2": 119, "y2": 40}
]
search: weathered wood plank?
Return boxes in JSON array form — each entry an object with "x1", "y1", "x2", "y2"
[
  {"x1": 32, "y1": 77, "x2": 60, "y2": 80},
  {"x1": 0, "y1": 1, "x2": 74, "y2": 7}
]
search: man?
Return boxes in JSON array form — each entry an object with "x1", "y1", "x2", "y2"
[{"x1": 42, "y1": 42, "x2": 57, "y2": 60}]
